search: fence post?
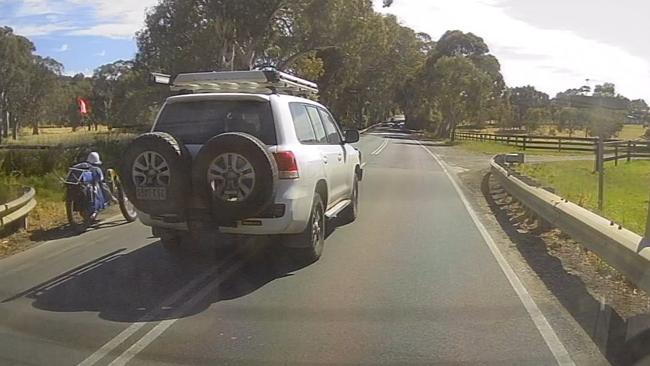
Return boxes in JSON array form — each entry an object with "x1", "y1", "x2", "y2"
[
  {"x1": 523, "y1": 136, "x2": 527, "y2": 151},
  {"x1": 614, "y1": 145, "x2": 619, "y2": 166},
  {"x1": 627, "y1": 141, "x2": 632, "y2": 162},
  {"x1": 597, "y1": 136, "x2": 604, "y2": 212},
  {"x1": 645, "y1": 191, "x2": 650, "y2": 245},
  {"x1": 506, "y1": 136, "x2": 510, "y2": 145},
  {"x1": 558, "y1": 138, "x2": 562, "y2": 152}
]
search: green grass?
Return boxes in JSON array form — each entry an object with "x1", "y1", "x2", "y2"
[
  {"x1": 516, "y1": 160, "x2": 650, "y2": 235},
  {"x1": 0, "y1": 172, "x2": 67, "y2": 231},
  {"x1": 455, "y1": 140, "x2": 591, "y2": 156}
]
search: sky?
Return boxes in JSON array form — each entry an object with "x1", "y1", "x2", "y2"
[{"x1": 1, "y1": 0, "x2": 649, "y2": 100}]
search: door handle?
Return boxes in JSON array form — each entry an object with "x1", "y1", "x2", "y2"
[{"x1": 337, "y1": 154, "x2": 343, "y2": 162}]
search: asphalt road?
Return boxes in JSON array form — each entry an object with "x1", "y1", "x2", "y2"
[{"x1": 0, "y1": 130, "x2": 570, "y2": 365}]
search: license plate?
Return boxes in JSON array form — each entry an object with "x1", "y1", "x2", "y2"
[{"x1": 136, "y1": 187, "x2": 167, "y2": 201}]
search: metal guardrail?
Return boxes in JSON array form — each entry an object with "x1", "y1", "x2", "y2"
[
  {"x1": 0, "y1": 186, "x2": 36, "y2": 230},
  {"x1": 490, "y1": 155, "x2": 650, "y2": 294}
]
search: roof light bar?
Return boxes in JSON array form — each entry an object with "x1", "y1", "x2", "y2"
[{"x1": 152, "y1": 69, "x2": 318, "y2": 97}]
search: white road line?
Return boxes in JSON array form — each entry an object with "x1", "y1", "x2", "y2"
[
  {"x1": 76, "y1": 250, "x2": 242, "y2": 366},
  {"x1": 108, "y1": 260, "x2": 245, "y2": 366},
  {"x1": 371, "y1": 139, "x2": 389, "y2": 156},
  {"x1": 415, "y1": 140, "x2": 575, "y2": 366}
]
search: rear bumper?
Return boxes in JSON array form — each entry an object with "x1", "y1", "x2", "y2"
[{"x1": 139, "y1": 181, "x2": 313, "y2": 235}]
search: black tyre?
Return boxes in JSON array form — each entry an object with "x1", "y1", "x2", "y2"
[
  {"x1": 116, "y1": 184, "x2": 138, "y2": 223},
  {"x1": 192, "y1": 133, "x2": 278, "y2": 223},
  {"x1": 65, "y1": 189, "x2": 92, "y2": 233},
  {"x1": 288, "y1": 193, "x2": 326, "y2": 264},
  {"x1": 153, "y1": 227, "x2": 184, "y2": 252},
  {"x1": 120, "y1": 132, "x2": 192, "y2": 216},
  {"x1": 339, "y1": 175, "x2": 359, "y2": 224}
]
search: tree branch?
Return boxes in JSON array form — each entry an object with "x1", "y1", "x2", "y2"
[{"x1": 278, "y1": 46, "x2": 338, "y2": 70}]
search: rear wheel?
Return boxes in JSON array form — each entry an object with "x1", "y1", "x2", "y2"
[
  {"x1": 153, "y1": 227, "x2": 185, "y2": 252},
  {"x1": 288, "y1": 193, "x2": 326, "y2": 264},
  {"x1": 66, "y1": 192, "x2": 92, "y2": 233},
  {"x1": 191, "y1": 133, "x2": 278, "y2": 224},
  {"x1": 121, "y1": 132, "x2": 192, "y2": 216}
]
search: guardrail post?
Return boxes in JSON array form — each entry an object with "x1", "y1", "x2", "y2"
[
  {"x1": 558, "y1": 138, "x2": 562, "y2": 152},
  {"x1": 597, "y1": 136, "x2": 605, "y2": 211},
  {"x1": 614, "y1": 145, "x2": 619, "y2": 166},
  {"x1": 522, "y1": 136, "x2": 527, "y2": 151}
]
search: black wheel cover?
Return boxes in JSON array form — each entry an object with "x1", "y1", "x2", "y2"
[{"x1": 192, "y1": 132, "x2": 278, "y2": 223}]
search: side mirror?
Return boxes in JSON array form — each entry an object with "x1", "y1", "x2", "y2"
[{"x1": 344, "y1": 129, "x2": 360, "y2": 143}]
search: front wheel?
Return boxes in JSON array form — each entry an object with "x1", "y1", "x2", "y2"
[
  {"x1": 339, "y1": 175, "x2": 359, "y2": 224},
  {"x1": 287, "y1": 193, "x2": 326, "y2": 264},
  {"x1": 116, "y1": 184, "x2": 138, "y2": 223}
]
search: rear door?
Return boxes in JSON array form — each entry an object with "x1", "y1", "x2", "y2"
[
  {"x1": 305, "y1": 105, "x2": 347, "y2": 204},
  {"x1": 318, "y1": 108, "x2": 353, "y2": 199}
]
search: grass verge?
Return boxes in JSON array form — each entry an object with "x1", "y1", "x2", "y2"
[{"x1": 516, "y1": 160, "x2": 650, "y2": 235}]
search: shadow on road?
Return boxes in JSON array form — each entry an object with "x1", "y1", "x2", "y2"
[
  {"x1": 481, "y1": 172, "x2": 650, "y2": 366},
  {"x1": 8, "y1": 218, "x2": 343, "y2": 324},
  {"x1": 29, "y1": 216, "x2": 132, "y2": 242}
]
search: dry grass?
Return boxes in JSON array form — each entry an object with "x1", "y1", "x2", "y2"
[{"x1": 3, "y1": 126, "x2": 136, "y2": 146}]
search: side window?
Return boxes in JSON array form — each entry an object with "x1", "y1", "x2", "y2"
[
  {"x1": 318, "y1": 109, "x2": 343, "y2": 145},
  {"x1": 289, "y1": 103, "x2": 317, "y2": 144},
  {"x1": 305, "y1": 106, "x2": 328, "y2": 144}
]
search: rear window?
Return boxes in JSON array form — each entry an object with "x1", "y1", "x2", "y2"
[{"x1": 154, "y1": 100, "x2": 277, "y2": 145}]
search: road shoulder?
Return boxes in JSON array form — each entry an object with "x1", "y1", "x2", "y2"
[{"x1": 431, "y1": 145, "x2": 609, "y2": 366}]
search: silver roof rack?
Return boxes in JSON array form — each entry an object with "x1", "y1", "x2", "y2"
[{"x1": 151, "y1": 70, "x2": 318, "y2": 97}]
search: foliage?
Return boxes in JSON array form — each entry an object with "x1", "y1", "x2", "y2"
[{"x1": 508, "y1": 86, "x2": 550, "y2": 129}]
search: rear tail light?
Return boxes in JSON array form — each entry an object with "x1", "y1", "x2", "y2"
[{"x1": 274, "y1": 151, "x2": 299, "y2": 179}]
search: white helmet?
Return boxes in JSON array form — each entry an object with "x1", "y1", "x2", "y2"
[{"x1": 87, "y1": 152, "x2": 102, "y2": 165}]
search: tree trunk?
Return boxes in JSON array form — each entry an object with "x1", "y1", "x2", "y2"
[
  {"x1": 12, "y1": 114, "x2": 19, "y2": 140},
  {"x1": 3, "y1": 110, "x2": 8, "y2": 138}
]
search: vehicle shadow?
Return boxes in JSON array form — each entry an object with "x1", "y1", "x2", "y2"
[
  {"x1": 16, "y1": 229, "x2": 334, "y2": 324},
  {"x1": 29, "y1": 214, "x2": 131, "y2": 242},
  {"x1": 481, "y1": 172, "x2": 650, "y2": 366}
]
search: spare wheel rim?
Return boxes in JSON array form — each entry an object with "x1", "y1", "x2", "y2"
[
  {"x1": 133, "y1": 151, "x2": 171, "y2": 187},
  {"x1": 208, "y1": 153, "x2": 256, "y2": 202}
]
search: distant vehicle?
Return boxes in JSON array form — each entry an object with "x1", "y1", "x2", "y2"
[{"x1": 120, "y1": 70, "x2": 363, "y2": 262}]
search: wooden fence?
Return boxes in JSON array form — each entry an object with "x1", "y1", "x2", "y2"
[{"x1": 455, "y1": 131, "x2": 650, "y2": 163}]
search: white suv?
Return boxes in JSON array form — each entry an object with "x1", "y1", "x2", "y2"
[{"x1": 120, "y1": 70, "x2": 362, "y2": 262}]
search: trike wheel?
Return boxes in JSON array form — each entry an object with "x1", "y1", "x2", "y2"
[
  {"x1": 117, "y1": 184, "x2": 138, "y2": 222},
  {"x1": 66, "y1": 196, "x2": 92, "y2": 233}
]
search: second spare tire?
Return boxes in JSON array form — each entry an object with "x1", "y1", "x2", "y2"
[
  {"x1": 192, "y1": 132, "x2": 278, "y2": 223},
  {"x1": 120, "y1": 132, "x2": 192, "y2": 216}
]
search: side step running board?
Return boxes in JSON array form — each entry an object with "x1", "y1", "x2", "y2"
[{"x1": 325, "y1": 199, "x2": 351, "y2": 218}]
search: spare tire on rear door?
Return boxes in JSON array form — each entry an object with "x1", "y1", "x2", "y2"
[
  {"x1": 120, "y1": 132, "x2": 192, "y2": 216},
  {"x1": 192, "y1": 132, "x2": 278, "y2": 223}
]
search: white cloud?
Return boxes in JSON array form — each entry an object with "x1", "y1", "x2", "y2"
[
  {"x1": 54, "y1": 43, "x2": 69, "y2": 52},
  {"x1": 379, "y1": 0, "x2": 650, "y2": 100},
  {"x1": 11, "y1": 23, "x2": 77, "y2": 36},
  {"x1": 9, "y1": 0, "x2": 158, "y2": 39}
]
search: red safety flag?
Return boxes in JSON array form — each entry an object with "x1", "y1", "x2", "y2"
[{"x1": 77, "y1": 97, "x2": 89, "y2": 116}]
